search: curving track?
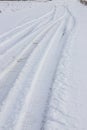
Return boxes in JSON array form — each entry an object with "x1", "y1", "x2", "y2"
[{"x1": 0, "y1": 6, "x2": 75, "y2": 130}]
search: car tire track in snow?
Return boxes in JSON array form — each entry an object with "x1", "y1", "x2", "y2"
[
  {"x1": 0, "y1": 6, "x2": 66, "y2": 93},
  {"x1": 0, "y1": 7, "x2": 55, "y2": 43},
  {"x1": 0, "y1": 14, "x2": 56, "y2": 73},
  {"x1": 0, "y1": 23, "x2": 58, "y2": 130},
  {"x1": 42, "y1": 7, "x2": 77, "y2": 130},
  {"x1": 0, "y1": 7, "x2": 55, "y2": 54},
  {"x1": 13, "y1": 18, "x2": 68, "y2": 130},
  {"x1": 0, "y1": 5, "x2": 74, "y2": 130},
  {"x1": 0, "y1": 19, "x2": 60, "y2": 112},
  {"x1": 0, "y1": 5, "x2": 66, "y2": 105},
  {"x1": 0, "y1": 19, "x2": 60, "y2": 108}
]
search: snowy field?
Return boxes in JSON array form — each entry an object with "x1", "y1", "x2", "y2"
[{"x1": 0, "y1": 0, "x2": 87, "y2": 130}]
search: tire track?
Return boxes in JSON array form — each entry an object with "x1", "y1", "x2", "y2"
[
  {"x1": 0, "y1": 20, "x2": 59, "y2": 109},
  {"x1": 42, "y1": 7, "x2": 77, "y2": 130},
  {"x1": 0, "y1": 6, "x2": 69, "y2": 130},
  {"x1": 0, "y1": 6, "x2": 66, "y2": 82},
  {"x1": 0, "y1": 23, "x2": 58, "y2": 130},
  {"x1": 0, "y1": 8, "x2": 55, "y2": 55},
  {"x1": 13, "y1": 18, "x2": 68, "y2": 130},
  {"x1": 0, "y1": 7, "x2": 55, "y2": 43},
  {"x1": 0, "y1": 7, "x2": 66, "y2": 111},
  {"x1": 0, "y1": 15, "x2": 57, "y2": 73}
]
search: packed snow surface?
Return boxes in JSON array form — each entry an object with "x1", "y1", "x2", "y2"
[{"x1": 0, "y1": 0, "x2": 87, "y2": 130}]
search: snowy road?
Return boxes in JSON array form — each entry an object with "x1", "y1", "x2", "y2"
[{"x1": 0, "y1": 4, "x2": 75, "y2": 130}]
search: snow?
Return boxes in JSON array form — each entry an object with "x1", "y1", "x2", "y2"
[
  {"x1": 0, "y1": 0, "x2": 87, "y2": 130},
  {"x1": 67, "y1": 1, "x2": 87, "y2": 130},
  {"x1": 0, "y1": 1, "x2": 53, "y2": 34}
]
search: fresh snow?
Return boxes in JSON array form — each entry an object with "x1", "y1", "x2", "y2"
[{"x1": 0, "y1": 0, "x2": 87, "y2": 130}]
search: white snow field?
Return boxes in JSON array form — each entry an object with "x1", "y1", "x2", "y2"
[{"x1": 0, "y1": 0, "x2": 87, "y2": 130}]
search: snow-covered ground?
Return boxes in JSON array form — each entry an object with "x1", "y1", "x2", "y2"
[{"x1": 0, "y1": 0, "x2": 87, "y2": 130}]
